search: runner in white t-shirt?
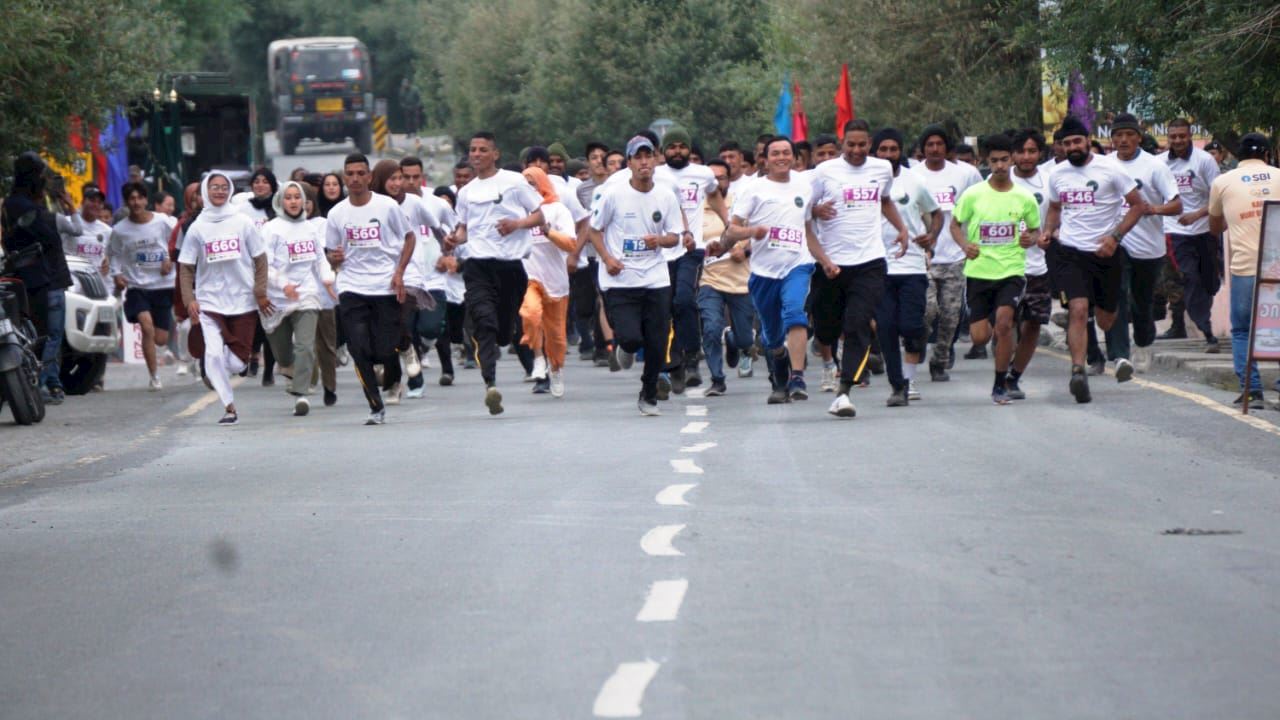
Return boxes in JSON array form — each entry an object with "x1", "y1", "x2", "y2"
[
  {"x1": 58, "y1": 186, "x2": 112, "y2": 277},
  {"x1": 916, "y1": 124, "x2": 983, "y2": 381},
  {"x1": 724, "y1": 136, "x2": 816, "y2": 406},
  {"x1": 872, "y1": 127, "x2": 941, "y2": 407},
  {"x1": 446, "y1": 132, "x2": 544, "y2": 416},
  {"x1": 1042, "y1": 116, "x2": 1146, "y2": 403},
  {"x1": 1159, "y1": 118, "x2": 1223, "y2": 351},
  {"x1": 398, "y1": 156, "x2": 458, "y2": 395},
  {"x1": 1108, "y1": 113, "x2": 1184, "y2": 377},
  {"x1": 654, "y1": 125, "x2": 730, "y2": 392},
  {"x1": 178, "y1": 171, "x2": 271, "y2": 425},
  {"x1": 110, "y1": 180, "x2": 178, "y2": 390},
  {"x1": 518, "y1": 167, "x2": 578, "y2": 398},
  {"x1": 589, "y1": 136, "x2": 683, "y2": 416},
  {"x1": 1007, "y1": 128, "x2": 1056, "y2": 400},
  {"x1": 807, "y1": 120, "x2": 909, "y2": 415},
  {"x1": 325, "y1": 154, "x2": 417, "y2": 425}
]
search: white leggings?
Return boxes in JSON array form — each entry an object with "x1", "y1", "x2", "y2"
[{"x1": 200, "y1": 313, "x2": 247, "y2": 409}]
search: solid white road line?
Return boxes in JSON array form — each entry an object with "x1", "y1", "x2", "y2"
[
  {"x1": 685, "y1": 405, "x2": 708, "y2": 416},
  {"x1": 593, "y1": 660, "x2": 661, "y2": 717},
  {"x1": 679, "y1": 421, "x2": 709, "y2": 434},
  {"x1": 655, "y1": 483, "x2": 697, "y2": 506},
  {"x1": 175, "y1": 377, "x2": 245, "y2": 419},
  {"x1": 636, "y1": 579, "x2": 689, "y2": 622},
  {"x1": 669, "y1": 458, "x2": 703, "y2": 475},
  {"x1": 641, "y1": 524, "x2": 686, "y2": 556},
  {"x1": 679, "y1": 442, "x2": 717, "y2": 453}
]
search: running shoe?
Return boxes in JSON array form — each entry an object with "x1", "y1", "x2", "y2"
[
  {"x1": 406, "y1": 385, "x2": 425, "y2": 399},
  {"x1": 827, "y1": 393, "x2": 856, "y2": 417},
  {"x1": 964, "y1": 345, "x2": 988, "y2": 360},
  {"x1": 550, "y1": 370, "x2": 564, "y2": 398},
  {"x1": 1004, "y1": 377, "x2": 1026, "y2": 400},
  {"x1": 294, "y1": 396, "x2": 310, "y2": 416},
  {"x1": 336, "y1": 345, "x2": 349, "y2": 366},
  {"x1": 149, "y1": 375, "x2": 163, "y2": 391},
  {"x1": 991, "y1": 387, "x2": 1012, "y2": 405},
  {"x1": 1087, "y1": 359, "x2": 1105, "y2": 376},
  {"x1": 532, "y1": 377, "x2": 551, "y2": 394},
  {"x1": 401, "y1": 346, "x2": 421, "y2": 377},
  {"x1": 218, "y1": 411, "x2": 238, "y2": 426},
  {"x1": 886, "y1": 388, "x2": 908, "y2": 407},
  {"x1": 704, "y1": 378, "x2": 727, "y2": 397},
  {"x1": 385, "y1": 383, "x2": 402, "y2": 405},
  {"x1": 531, "y1": 355, "x2": 548, "y2": 381},
  {"x1": 620, "y1": 348, "x2": 635, "y2": 370},
  {"x1": 324, "y1": 389, "x2": 338, "y2": 406},
  {"x1": 656, "y1": 374, "x2": 671, "y2": 401},
  {"x1": 1114, "y1": 358, "x2": 1134, "y2": 383},
  {"x1": 485, "y1": 386, "x2": 504, "y2": 415},
  {"x1": 439, "y1": 373, "x2": 454, "y2": 386},
  {"x1": 608, "y1": 343, "x2": 623, "y2": 372},
  {"x1": 364, "y1": 410, "x2": 385, "y2": 426},
  {"x1": 175, "y1": 362, "x2": 189, "y2": 376},
  {"x1": 1069, "y1": 366, "x2": 1092, "y2": 404},
  {"x1": 1233, "y1": 390, "x2": 1265, "y2": 405},
  {"x1": 787, "y1": 375, "x2": 808, "y2": 401},
  {"x1": 820, "y1": 364, "x2": 837, "y2": 392},
  {"x1": 767, "y1": 386, "x2": 791, "y2": 404},
  {"x1": 867, "y1": 352, "x2": 886, "y2": 375},
  {"x1": 929, "y1": 364, "x2": 950, "y2": 382},
  {"x1": 638, "y1": 392, "x2": 661, "y2": 416},
  {"x1": 669, "y1": 365, "x2": 687, "y2": 395},
  {"x1": 684, "y1": 359, "x2": 702, "y2": 388},
  {"x1": 1204, "y1": 338, "x2": 1221, "y2": 354},
  {"x1": 907, "y1": 380, "x2": 922, "y2": 401},
  {"x1": 737, "y1": 355, "x2": 753, "y2": 378}
]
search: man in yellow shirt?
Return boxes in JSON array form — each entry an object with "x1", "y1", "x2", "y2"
[{"x1": 1207, "y1": 133, "x2": 1279, "y2": 406}]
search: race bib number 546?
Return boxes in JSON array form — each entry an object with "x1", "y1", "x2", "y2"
[
  {"x1": 1061, "y1": 190, "x2": 1096, "y2": 206},
  {"x1": 205, "y1": 237, "x2": 241, "y2": 263}
]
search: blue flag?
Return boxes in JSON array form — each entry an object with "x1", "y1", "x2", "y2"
[
  {"x1": 103, "y1": 107, "x2": 131, "y2": 210},
  {"x1": 773, "y1": 75, "x2": 793, "y2": 139}
]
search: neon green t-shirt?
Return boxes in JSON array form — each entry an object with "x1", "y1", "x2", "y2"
[{"x1": 952, "y1": 181, "x2": 1041, "y2": 280}]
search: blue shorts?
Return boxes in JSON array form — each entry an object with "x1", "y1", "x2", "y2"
[{"x1": 748, "y1": 264, "x2": 814, "y2": 350}]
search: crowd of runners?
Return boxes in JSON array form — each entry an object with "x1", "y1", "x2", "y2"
[{"x1": 10, "y1": 114, "x2": 1278, "y2": 424}]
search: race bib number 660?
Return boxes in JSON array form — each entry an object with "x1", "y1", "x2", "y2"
[{"x1": 204, "y1": 237, "x2": 242, "y2": 263}]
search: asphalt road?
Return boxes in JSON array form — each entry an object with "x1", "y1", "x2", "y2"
[
  {"x1": 265, "y1": 131, "x2": 454, "y2": 186},
  {"x1": 2, "y1": 344, "x2": 1279, "y2": 718}
]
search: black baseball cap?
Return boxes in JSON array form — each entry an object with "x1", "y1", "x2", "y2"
[{"x1": 1239, "y1": 133, "x2": 1271, "y2": 154}]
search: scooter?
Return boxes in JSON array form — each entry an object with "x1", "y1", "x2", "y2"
[{"x1": 0, "y1": 244, "x2": 46, "y2": 425}]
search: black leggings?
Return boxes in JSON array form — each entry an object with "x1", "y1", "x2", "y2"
[
  {"x1": 605, "y1": 287, "x2": 671, "y2": 400},
  {"x1": 462, "y1": 258, "x2": 527, "y2": 386},
  {"x1": 338, "y1": 292, "x2": 402, "y2": 411}
]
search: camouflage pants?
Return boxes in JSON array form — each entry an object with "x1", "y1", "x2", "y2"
[{"x1": 925, "y1": 261, "x2": 965, "y2": 367}]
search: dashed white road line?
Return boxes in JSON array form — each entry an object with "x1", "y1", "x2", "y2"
[
  {"x1": 636, "y1": 579, "x2": 689, "y2": 622},
  {"x1": 593, "y1": 660, "x2": 661, "y2": 717},
  {"x1": 669, "y1": 458, "x2": 703, "y2": 475},
  {"x1": 680, "y1": 442, "x2": 717, "y2": 453},
  {"x1": 685, "y1": 405, "x2": 707, "y2": 417},
  {"x1": 174, "y1": 377, "x2": 244, "y2": 419},
  {"x1": 655, "y1": 483, "x2": 697, "y2": 506},
  {"x1": 679, "y1": 421, "x2": 709, "y2": 434},
  {"x1": 640, "y1": 524, "x2": 686, "y2": 556}
]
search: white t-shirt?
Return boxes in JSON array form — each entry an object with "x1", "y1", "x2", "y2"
[
  {"x1": 916, "y1": 160, "x2": 983, "y2": 264},
  {"x1": 1115, "y1": 151, "x2": 1181, "y2": 259},
  {"x1": 1159, "y1": 147, "x2": 1220, "y2": 235},
  {"x1": 655, "y1": 163, "x2": 720, "y2": 251},
  {"x1": 1048, "y1": 157, "x2": 1138, "y2": 252},
  {"x1": 233, "y1": 196, "x2": 273, "y2": 231},
  {"x1": 455, "y1": 169, "x2": 542, "y2": 260},
  {"x1": 62, "y1": 214, "x2": 113, "y2": 273},
  {"x1": 728, "y1": 174, "x2": 756, "y2": 202},
  {"x1": 261, "y1": 216, "x2": 331, "y2": 313},
  {"x1": 731, "y1": 173, "x2": 815, "y2": 280},
  {"x1": 1011, "y1": 168, "x2": 1052, "y2": 275},
  {"x1": 324, "y1": 194, "x2": 412, "y2": 297},
  {"x1": 178, "y1": 213, "x2": 266, "y2": 315},
  {"x1": 399, "y1": 193, "x2": 445, "y2": 291},
  {"x1": 550, "y1": 175, "x2": 589, "y2": 224},
  {"x1": 882, "y1": 168, "x2": 938, "y2": 275},
  {"x1": 524, "y1": 201, "x2": 575, "y2": 298},
  {"x1": 810, "y1": 156, "x2": 896, "y2": 266},
  {"x1": 309, "y1": 217, "x2": 338, "y2": 310},
  {"x1": 589, "y1": 180, "x2": 683, "y2": 291},
  {"x1": 109, "y1": 215, "x2": 176, "y2": 290}
]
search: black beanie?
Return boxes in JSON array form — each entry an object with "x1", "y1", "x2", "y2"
[
  {"x1": 918, "y1": 124, "x2": 953, "y2": 153},
  {"x1": 872, "y1": 127, "x2": 905, "y2": 153},
  {"x1": 1057, "y1": 115, "x2": 1090, "y2": 141}
]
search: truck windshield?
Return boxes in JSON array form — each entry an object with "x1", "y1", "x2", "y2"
[{"x1": 294, "y1": 49, "x2": 363, "y2": 81}]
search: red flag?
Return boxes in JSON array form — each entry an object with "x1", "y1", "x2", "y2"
[
  {"x1": 791, "y1": 80, "x2": 809, "y2": 142},
  {"x1": 834, "y1": 63, "x2": 855, "y2": 137}
]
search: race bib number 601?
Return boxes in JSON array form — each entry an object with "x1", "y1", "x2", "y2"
[{"x1": 978, "y1": 222, "x2": 1016, "y2": 245}]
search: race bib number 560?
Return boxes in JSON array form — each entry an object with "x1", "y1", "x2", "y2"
[{"x1": 345, "y1": 224, "x2": 382, "y2": 249}]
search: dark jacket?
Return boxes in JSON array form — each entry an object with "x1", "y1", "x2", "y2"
[{"x1": 1, "y1": 193, "x2": 72, "y2": 291}]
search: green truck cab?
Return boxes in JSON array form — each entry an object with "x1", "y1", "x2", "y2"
[{"x1": 269, "y1": 37, "x2": 374, "y2": 156}]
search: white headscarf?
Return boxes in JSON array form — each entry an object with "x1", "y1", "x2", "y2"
[
  {"x1": 197, "y1": 171, "x2": 238, "y2": 223},
  {"x1": 272, "y1": 180, "x2": 308, "y2": 222}
]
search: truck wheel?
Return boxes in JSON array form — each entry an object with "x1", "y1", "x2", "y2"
[
  {"x1": 281, "y1": 130, "x2": 299, "y2": 157},
  {"x1": 357, "y1": 124, "x2": 374, "y2": 155},
  {"x1": 60, "y1": 347, "x2": 105, "y2": 396}
]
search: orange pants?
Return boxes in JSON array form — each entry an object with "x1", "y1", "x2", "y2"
[{"x1": 519, "y1": 279, "x2": 569, "y2": 369}]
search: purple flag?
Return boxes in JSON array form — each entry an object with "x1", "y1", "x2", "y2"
[{"x1": 1068, "y1": 71, "x2": 1095, "y2": 133}]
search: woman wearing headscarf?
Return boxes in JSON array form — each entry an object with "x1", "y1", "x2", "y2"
[
  {"x1": 179, "y1": 171, "x2": 272, "y2": 425},
  {"x1": 234, "y1": 168, "x2": 280, "y2": 383},
  {"x1": 518, "y1": 166, "x2": 576, "y2": 397},
  {"x1": 260, "y1": 181, "x2": 335, "y2": 416},
  {"x1": 317, "y1": 172, "x2": 346, "y2": 218}
]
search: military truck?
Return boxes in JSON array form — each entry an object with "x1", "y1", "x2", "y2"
[{"x1": 268, "y1": 37, "x2": 374, "y2": 156}]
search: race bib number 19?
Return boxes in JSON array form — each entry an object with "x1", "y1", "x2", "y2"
[
  {"x1": 205, "y1": 236, "x2": 242, "y2": 263},
  {"x1": 767, "y1": 226, "x2": 804, "y2": 252},
  {"x1": 622, "y1": 238, "x2": 651, "y2": 258}
]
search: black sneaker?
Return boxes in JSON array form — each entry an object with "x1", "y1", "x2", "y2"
[
  {"x1": 247, "y1": 358, "x2": 259, "y2": 377},
  {"x1": 438, "y1": 373, "x2": 454, "y2": 386},
  {"x1": 929, "y1": 364, "x2": 950, "y2": 382},
  {"x1": 725, "y1": 342, "x2": 740, "y2": 370},
  {"x1": 262, "y1": 373, "x2": 275, "y2": 387},
  {"x1": 1204, "y1": 338, "x2": 1221, "y2": 354},
  {"x1": 218, "y1": 411, "x2": 238, "y2": 426},
  {"x1": 1158, "y1": 325, "x2": 1187, "y2": 340},
  {"x1": 684, "y1": 360, "x2": 702, "y2": 388},
  {"x1": 868, "y1": 352, "x2": 885, "y2": 375},
  {"x1": 532, "y1": 378, "x2": 551, "y2": 394},
  {"x1": 964, "y1": 345, "x2": 988, "y2": 360},
  {"x1": 886, "y1": 387, "x2": 908, "y2": 407},
  {"x1": 704, "y1": 378, "x2": 727, "y2": 396},
  {"x1": 656, "y1": 374, "x2": 671, "y2": 401},
  {"x1": 1069, "y1": 367, "x2": 1092, "y2": 403},
  {"x1": 1005, "y1": 377, "x2": 1027, "y2": 400},
  {"x1": 484, "y1": 386, "x2": 504, "y2": 415},
  {"x1": 670, "y1": 365, "x2": 687, "y2": 394},
  {"x1": 608, "y1": 344, "x2": 622, "y2": 372},
  {"x1": 767, "y1": 387, "x2": 791, "y2": 404},
  {"x1": 1087, "y1": 359, "x2": 1106, "y2": 376},
  {"x1": 1233, "y1": 390, "x2": 1265, "y2": 405},
  {"x1": 324, "y1": 389, "x2": 338, "y2": 406}
]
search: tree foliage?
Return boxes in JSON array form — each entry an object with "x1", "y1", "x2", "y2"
[{"x1": 0, "y1": 0, "x2": 177, "y2": 176}]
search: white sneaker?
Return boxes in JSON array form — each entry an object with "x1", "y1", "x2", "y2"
[
  {"x1": 531, "y1": 355, "x2": 548, "y2": 381},
  {"x1": 384, "y1": 383, "x2": 402, "y2": 405},
  {"x1": 175, "y1": 362, "x2": 189, "y2": 376},
  {"x1": 907, "y1": 379, "x2": 921, "y2": 401},
  {"x1": 406, "y1": 385, "x2": 425, "y2": 399},
  {"x1": 149, "y1": 375, "x2": 162, "y2": 391},
  {"x1": 336, "y1": 345, "x2": 350, "y2": 367},
  {"x1": 401, "y1": 346, "x2": 421, "y2": 377},
  {"x1": 549, "y1": 369, "x2": 564, "y2": 398},
  {"x1": 293, "y1": 396, "x2": 310, "y2": 416},
  {"x1": 820, "y1": 364, "x2": 838, "y2": 392},
  {"x1": 827, "y1": 393, "x2": 857, "y2": 418},
  {"x1": 1114, "y1": 357, "x2": 1134, "y2": 383},
  {"x1": 161, "y1": 349, "x2": 177, "y2": 366},
  {"x1": 737, "y1": 355, "x2": 753, "y2": 378}
]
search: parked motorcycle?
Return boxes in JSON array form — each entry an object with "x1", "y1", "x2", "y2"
[{"x1": 0, "y1": 244, "x2": 47, "y2": 425}]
